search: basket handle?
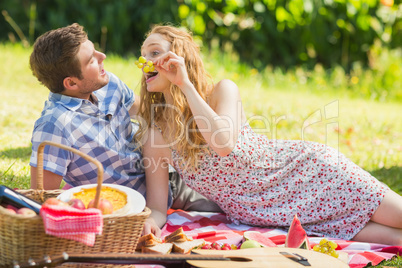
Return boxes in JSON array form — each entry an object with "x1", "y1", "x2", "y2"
[{"x1": 37, "y1": 141, "x2": 104, "y2": 209}]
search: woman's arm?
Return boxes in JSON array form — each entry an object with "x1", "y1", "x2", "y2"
[
  {"x1": 129, "y1": 94, "x2": 141, "y2": 118},
  {"x1": 154, "y1": 52, "x2": 246, "y2": 156},
  {"x1": 184, "y1": 79, "x2": 245, "y2": 156},
  {"x1": 141, "y1": 127, "x2": 172, "y2": 237}
]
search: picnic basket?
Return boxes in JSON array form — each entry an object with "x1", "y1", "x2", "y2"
[{"x1": 0, "y1": 141, "x2": 150, "y2": 266}]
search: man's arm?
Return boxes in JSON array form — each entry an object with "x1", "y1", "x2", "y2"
[{"x1": 30, "y1": 166, "x2": 63, "y2": 190}]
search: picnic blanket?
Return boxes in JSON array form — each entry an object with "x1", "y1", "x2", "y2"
[{"x1": 160, "y1": 209, "x2": 401, "y2": 268}]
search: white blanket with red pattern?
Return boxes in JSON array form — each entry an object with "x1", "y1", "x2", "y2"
[{"x1": 160, "y1": 209, "x2": 401, "y2": 268}]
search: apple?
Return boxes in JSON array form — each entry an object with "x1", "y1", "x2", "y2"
[
  {"x1": 42, "y1": 197, "x2": 69, "y2": 207},
  {"x1": 4, "y1": 208, "x2": 17, "y2": 214},
  {"x1": 5, "y1": 204, "x2": 18, "y2": 212},
  {"x1": 17, "y1": 207, "x2": 37, "y2": 217},
  {"x1": 240, "y1": 240, "x2": 261, "y2": 249},
  {"x1": 87, "y1": 198, "x2": 113, "y2": 215},
  {"x1": 68, "y1": 198, "x2": 86, "y2": 210}
]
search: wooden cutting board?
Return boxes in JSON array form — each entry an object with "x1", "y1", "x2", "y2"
[
  {"x1": 15, "y1": 248, "x2": 349, "y2": 267},
  {"x1": 189, "y1": 247, "x2": 349, "y2": 268}
]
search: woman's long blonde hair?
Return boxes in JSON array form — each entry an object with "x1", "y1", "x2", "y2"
[{"x1": 135, "y1": 25, "x2": 213, "y2": 168}]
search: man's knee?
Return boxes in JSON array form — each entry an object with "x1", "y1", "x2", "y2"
[{"x1": 169, "y1": 172, "x2": 223, "y2": 212}]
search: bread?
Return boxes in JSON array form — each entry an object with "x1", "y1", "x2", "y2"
[
  {"x1": 164, "y1": 227, "x2": 191, "y2": 243},
  {"x1": 137, "y1": 228, "x2": 205, "y2": 254},
  {"x1": 136, "y1": 233, "x2": 163, "y2": 251},
  {"x1": 142, "y1": 242, "x2": 173, "y2": 254},
  {"x1": 172, "y1": 239, "x2": 206, "y2": 254}
]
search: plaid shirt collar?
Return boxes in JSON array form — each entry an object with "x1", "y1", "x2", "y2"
[
  {"x1": 47, "y1": 85, "x2": 117, "y2": 118},
  {"x1": 48, "y1": 92, "x2": 84, "y2": 111}
]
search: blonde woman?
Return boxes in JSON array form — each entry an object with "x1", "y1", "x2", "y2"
[{"x1": 136, "y1": 25, "x2": 402, "y2": 245}]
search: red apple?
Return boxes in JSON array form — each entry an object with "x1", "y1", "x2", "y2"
[
  {"x1": 4, "y1": 208, "x2": 17, "y2": 214},
  {"x1": 87, "y1": 198, "x2": 113, "y2": 215},
  {"x1": 67, "y1": 198, "x2": 86, "y2": 210},
  {"x1": 5, "y1": 204, "x2": 18, "y2": 212},
  {"x1": 17, "y1": 207, "x2": 37, "y2": 217},
  {"x1": 43, "y1": 197, "x2": 69, "y2": 207}
]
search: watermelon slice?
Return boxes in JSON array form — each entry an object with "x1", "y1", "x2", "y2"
[
  {"x1": 243, "y1": 231, "x2": 277, "y2": 247},
  {"x1": 285, "y1": 214, "x2": 311, "y2": 249}
]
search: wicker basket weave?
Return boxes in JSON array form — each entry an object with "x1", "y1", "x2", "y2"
[{"x1": 0, "y1": 141, "x2": 150, "y2": 266}]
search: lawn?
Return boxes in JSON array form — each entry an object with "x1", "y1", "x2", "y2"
[
  {"x1": 2, "y1": 42, "x2": 400, "y2": 193},
  {"x1": 0, "y1": 42, "x2": 401, "y2": 267}
]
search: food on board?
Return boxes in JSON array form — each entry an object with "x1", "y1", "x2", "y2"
[
  {"x1": 243, "y1": 231, "x2": 277, "y2": 247},
  {"x1": 285, "y1": 214, "x2": 311, "y2": 250},
  {"x1": 73, "y1": 186, "x2": 127, "y2": 211}
]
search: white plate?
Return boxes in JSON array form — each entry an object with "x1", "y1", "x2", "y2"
[{"x1": 57, "y1": 183, "x2": 146, "y2": 215}]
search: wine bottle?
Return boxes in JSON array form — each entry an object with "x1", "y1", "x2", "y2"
[{"x1": 0, "y1": 185, "x2": 42, "y2": 214}]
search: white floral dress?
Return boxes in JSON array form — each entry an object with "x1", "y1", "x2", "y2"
[{"x1": 171, "y1": 124, "x2": 388, "y2": 240}]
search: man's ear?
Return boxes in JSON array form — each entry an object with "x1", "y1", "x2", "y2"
[{"x1": 63, "y1": 77, "x2": 79, "y2": 91}]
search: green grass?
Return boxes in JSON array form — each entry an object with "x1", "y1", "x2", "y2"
[
  {"x1": 0, "y1": 42, "x2": 401, "y2": 266},
  {"x1": 376, "y1": 255, "x2": 402, "y2": 267},
  {"x1": 0, "y1": 42, "x2": 401, "y2": 191}
]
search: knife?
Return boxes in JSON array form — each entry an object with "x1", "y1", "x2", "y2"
[{"x1": 280, "y1": 251, "x2": 311, "y2": 266}]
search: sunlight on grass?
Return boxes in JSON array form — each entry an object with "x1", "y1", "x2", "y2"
[
  {"x1": 0, "y1": 43, "x2": 47, "y2": 188},
  {"x1": 0, "y1": 43, "x2": 401, "y2": 196}
]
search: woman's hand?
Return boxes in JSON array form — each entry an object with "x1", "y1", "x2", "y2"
[
  {"x1": 142, "y1": 217, "x2": 162, "y2": 237},
  {"x1": 153, "y1": 51, "x2": 191, "y2": 90}
]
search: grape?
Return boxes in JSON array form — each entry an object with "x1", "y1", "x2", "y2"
[
  {"x1": 136, "y1": 56, "x2": 156, "y2": 73},
  {"x1": 319, "y1": 238, "x2": 328, "y2": 245},
  {"x1": 139, "y1": 56, "x2": 147, "y2": 63},
  {"x1": 331, "y1": 251, "x2": 339, "y2": 258},
  {"x1": 329, "y1": 241, "x2": 337, "y2": 249},
  {"x1": 313, "y1": 238, "x2": 339, "y2": 258},
  {"x1": 143, "y1": 61, "x2": 154, "y2": 73}
]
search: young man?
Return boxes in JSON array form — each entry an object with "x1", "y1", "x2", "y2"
[{"x1": 29, "y1": 24, "x2": 221, "y2": 223}]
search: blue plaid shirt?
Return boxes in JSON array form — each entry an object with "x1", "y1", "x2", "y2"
[{"x1": 30, "y1": 72, "x2": 147, "y2": 196}]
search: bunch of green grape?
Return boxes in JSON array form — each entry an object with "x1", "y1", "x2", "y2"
[
  {"x1": 135, "y1": 56, "x2": 154, "y2": 73},
  {"x1": 312, "y1": 238, "x2": 339, "y2": 258}
]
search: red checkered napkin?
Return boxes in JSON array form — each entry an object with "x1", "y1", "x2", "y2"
[{"x1": 40, "y1": 204, "x2": 103, "y2": 246}]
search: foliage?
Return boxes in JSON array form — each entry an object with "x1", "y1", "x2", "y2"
[
  {"x1": 1, "y1": 0, "x2": 401, "y2": 72},
  {"x1": 0, "y1": 0, "x2": 180, "y2": 54},
  {"x1": 180, "y1": 0, "x2": 402, "y2": 71}
]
